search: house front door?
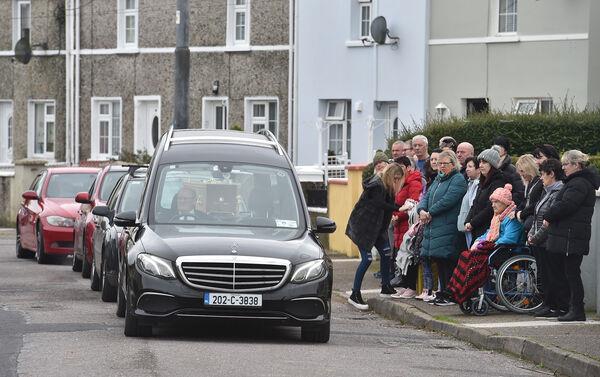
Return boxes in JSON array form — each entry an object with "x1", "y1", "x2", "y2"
[{"x1": 134, "y1": 99, "x2": 160, "y2": 156}]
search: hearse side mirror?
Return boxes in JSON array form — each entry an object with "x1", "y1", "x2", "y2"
[
  {"x1": 113, "y1": 210, "x2": 138, "y2": 227},
  {"x1": 22, "y1": 190, "x2": 38, "y2": 201},
  {"x1": 315, "y1": 216, "x2": 336, "y2": 234},
  {"x1": 75, "y1": 192, "x2": 93, "y2": 204},
  {"x1": 92, "y1": 205, "x2": 111, "y2": 218}
]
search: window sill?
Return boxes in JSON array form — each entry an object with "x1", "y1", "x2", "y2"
[
  {"x1": 224, "y1": 45, "x2": 252, "y2": 52},
  {"x1": 488, "y1": 34, "x2": 519, "y2": 43},
  {"x1": 345, "y1": 40, "x2": 374, "y2": 48},
  {"x1": 116, "y1": 47, "x2": 140, "y2": 55}
]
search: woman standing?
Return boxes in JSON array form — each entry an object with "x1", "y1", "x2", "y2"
[
  {"x1": 464, "y1": 148, "x2": 507, "y2": 244},
  {"x1": 515, "y1": 154, "x2": 543, "y2": 234},
  {"x1": 544, "y1": 150, "x2": 600, "y2": 321},
  {"x1": 527, "y1": 159, "x2": 566, "y2": 317},
  {"x1": 457, "y1": 157, "x2": 480, "y2": 247},
  {"x1": 346, "y1": 163, "x2": 409, "y2": 310},
  {"x1": 417, "y1": 150, "x2": 467, "y2": 306}
]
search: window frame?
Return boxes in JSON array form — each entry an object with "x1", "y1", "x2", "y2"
[
  {"x1": 0, "y1": 101, "x2": 13, "y2": 164},
  {"x1": 244, "y1": 97, "x2": 279, "y2": 138},
  {"x1": 498, "y1": 0, "x2": 518, "y2": 35},
  {"x1": 118, "y1": 0, "x2": 138, "y2": 49},
  {"x1": 359, "y1": 2, "x2": 372, "y2": 39},
  {"x1": 27, "y1": 100, "x2": 56, "y2": 160},
  {"x1": 12, "y1": 0, "x2": 31, "y2": 47},
  {"x1": 514, "y1": 98, "x2": 553, "y2": 115},
  {"x1": 91, "y1": 97, "x2": 122, "y2": 160},
  {"x1": 227, "y1": 0, "x2": 251, "y2": 46},
  {"x1": 324, "y1": 100, "x2": 351, "y2": 159}
]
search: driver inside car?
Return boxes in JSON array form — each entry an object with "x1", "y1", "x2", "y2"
[{"x1": 172, "y1": 186, "x2": 199, "y2": 221}]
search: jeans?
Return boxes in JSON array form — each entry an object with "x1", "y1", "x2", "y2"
[
  {"x1": 352, "y1": 234, "x2": 392, "y2": 292},
  {"x1": 432, "y1": 257, "x2": 456, "y2": 293},
  {"x1": 422, "y1": 258, "x2": 433, "y2": 291}
]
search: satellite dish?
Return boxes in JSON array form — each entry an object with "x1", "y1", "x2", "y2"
[
  {"x1": 152, "y1": 116, "x2": 159, "y2": 147},
  {"x1": 370, "y1": 16, "x2": 400, "y2": 45},
  {"x1": 14, "y1": 37, "x2": 32, "y2": 64}
]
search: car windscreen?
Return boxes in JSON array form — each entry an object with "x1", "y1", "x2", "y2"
[
  {"x1": 99, "y1": 171, "x2": 127, "y2": 201},
  {"x1": 119, "y1": 180, "x2": 145, "y2": 213},
  {"x1": 151, "y1": 162, "x2": 303, "y2": 229},
  {"x1": 46, "y1": 173, "x2": 98, "y2": 198}
]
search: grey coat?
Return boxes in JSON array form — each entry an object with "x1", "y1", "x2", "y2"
[{"x1": 527, "y1": 181, "x2": 563, "y2": 248}]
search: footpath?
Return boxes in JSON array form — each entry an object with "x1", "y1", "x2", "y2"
[{"x1": 332, "y1": 254, "x2": 600, "y2": 377}]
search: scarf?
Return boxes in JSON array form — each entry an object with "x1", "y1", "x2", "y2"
[{"x1": 486, "y1": 202, "x2": 516, "y2": 242}]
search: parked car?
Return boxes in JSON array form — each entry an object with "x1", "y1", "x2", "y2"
[
  {"x1": 115, "y1": 128, "x2": 336, "y2": 342},
  {"x1": 16, "y1": 167, "x2": 100, "y2": 264},
  {"x1": 91, "y1": 166, "x2": 147, "y2": 301},
  {"x1": 72, "y1": 166, "x2": 128, "y2": 277}
]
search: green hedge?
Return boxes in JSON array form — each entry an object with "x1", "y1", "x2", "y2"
[{"x1": 393, "y1": 109, "x2": 600, "y2": 157}]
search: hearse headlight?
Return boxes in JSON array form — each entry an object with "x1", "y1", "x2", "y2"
[
  {"x1": 290, "y1": 259, "x2": 327, "y2": 284},
  {"x1": 136, "y1": 254, "x2": 176, "y2": 279},
  {"x1": 46, "y1": 216, "x2": 75, "y2": 227}
]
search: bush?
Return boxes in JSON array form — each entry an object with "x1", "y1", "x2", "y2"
[
  {"x1": 393, "y1": 108, "x2": 600, "y2": 156},
  {"x1": 117, "y1": 149, "x2": 152, "y2": 164}
]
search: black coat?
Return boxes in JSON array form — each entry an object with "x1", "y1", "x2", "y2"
[
  {"x1": 545, "y1": 167, "x2": 600, "y2": 255},
  {"x1": 499, "y1": 157, "x2": 525, "y2": 207},
  {"x1": 346, "y1": 175, "x2": 399, "y2": 251},
  {"x1": 465, "y1": 169, "x2": 507, "y2": 242},
  {"x1": 519, "y1": 176, "x2": 544, "y2": 234}
]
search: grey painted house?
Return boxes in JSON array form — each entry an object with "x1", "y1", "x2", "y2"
[
  {"x1": 428, "y1": 0, "x2": 600, "y2": 118},
  {"x1": 0, "y1": 0, "x2": 291, "y2": 167}
]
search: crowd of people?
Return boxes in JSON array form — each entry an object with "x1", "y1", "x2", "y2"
[{"x1": 346, "y1": 134, "x2": 600, "y2": 322}]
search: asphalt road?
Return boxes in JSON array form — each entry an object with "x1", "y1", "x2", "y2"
[{"x1": 0, "y1": 236, "x2": 552, "y2": 377}]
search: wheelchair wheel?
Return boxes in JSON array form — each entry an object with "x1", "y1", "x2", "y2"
[
  {"x1": 459, "y1": 300, "x2": 472, "y2": 315},
  {"x1": 484, "y1": 273, "x2": 508, "y2": 312},
  {"x1": 496, "y1": 254, "x2": 543, "y2": 314},
  {"x1": 471, "y1": 298, "x2": 489, "y2": 316}
]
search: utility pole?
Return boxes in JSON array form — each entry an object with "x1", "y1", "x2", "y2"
[{"x1": 173, "y1": 0, "x2": 190, "y2": 129}]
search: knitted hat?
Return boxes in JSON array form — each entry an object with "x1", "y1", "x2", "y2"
[
  {"x1": 372, "y1": 151, "x2": 389, "y2": 165},
  {"x1": 493, "y1": 136, "x2": 511, "y2": 153},
  {"x1": 477, "y1": 148, "x2": 501, "y2": 169},
  {"x1": 490, "y1": 184, "x2": 514, "y2": 206}
]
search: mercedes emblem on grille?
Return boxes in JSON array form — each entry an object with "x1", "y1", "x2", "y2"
[{"x1": 231, "y1": 242, "x2": 239, "y2": 254}]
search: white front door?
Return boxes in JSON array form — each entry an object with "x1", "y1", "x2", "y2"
[
  {"x1": 202, "y1": 98, "x2": 228, "y2": 130},
  {"x1": 0, "y1": 102, "x2": 13, "y2": 163},
  {"x1": 134, "y1": 99, "x2": 160, "y2": 155}
]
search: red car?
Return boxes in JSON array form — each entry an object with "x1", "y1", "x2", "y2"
[
  {"x1": 72, "y1": 165, "x2": 128, "y2": 278},
  {"x1": 16, "y1": 167, "x2": 100, "y2": 264}
]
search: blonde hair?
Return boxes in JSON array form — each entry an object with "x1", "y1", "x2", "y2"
[
  {"x1": 562, "y1": 150, "x2": 589, "y2": 169},
  {"x1": 381, "y1": 163, "x2": 404, "y2": 196},
  {"x1": 516, "y1": 154, "x2": 540, "y2": 180},
  {"x1": 438, "y1": 150, "x2": 461, "y2": 170}
]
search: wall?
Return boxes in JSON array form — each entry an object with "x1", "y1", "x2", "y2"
[{"x1": 588, "y1": 195, "x2": 600, "y2": 313}]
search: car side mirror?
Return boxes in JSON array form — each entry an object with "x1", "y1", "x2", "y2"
[
  {"x1": 315, "y1": 216, "x2": 336, "y2": 234},
  {"x1": 114, "y1": 210, "x2": 138, "y2": 227},
  {"x1": 22, "y1": 190, "x2": 38, "y2": 201},
  {"x1": 92, "y1": 205, "x2": 111, "y2": 218},
  {"x1": 75, "y1": 192, "x2": 93, "y2": 204}
]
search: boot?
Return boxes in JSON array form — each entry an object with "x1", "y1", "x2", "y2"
[{"x1": 557, "y1": 306, "x2": 586, "y2": 322}]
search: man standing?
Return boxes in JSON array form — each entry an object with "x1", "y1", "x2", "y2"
[
  {"x1": 391, "y1": 141, "x2": 405, "y2": 159},
  {"x1": 403, "y1": 140, "x2": 415, "y2": 158},
  {"x1": 456, "y1": 142, "x2": 475, "y2": 178},
  {"x1": 412, "y1": 135, "x2": 429, "y2": 173}
]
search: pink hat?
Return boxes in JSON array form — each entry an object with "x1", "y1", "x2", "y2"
[{"x1": 490, "y1": 184, "x2": 514, "y2": 206}]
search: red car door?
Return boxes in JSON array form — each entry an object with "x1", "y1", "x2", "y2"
[{"x1": 19, "y1": 172, "x2": 46, "y2": 250}]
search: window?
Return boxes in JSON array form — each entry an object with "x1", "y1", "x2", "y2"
[
  {"x1": 466, "y1": 98, "x2": 489, "y2": 116},
  {"x1": 118, "y1": 0, "x2": 138, "y2": 48},
  {"x1": 324, "y1": 100, "x2": 351, "y2": 159},
  {"x1": 0, "y1": 102, "x2": 12, "y2": 163},
  {"x1": 515, "y1": 98, "x2": 553, "y2": 115},
  {"x1": 359, "y1": 2, "x2": 371, "y2": 39},
  {"x1": 27, "y1": 101, "x2": 55, "y2": 158},
  {"x1": 12, "y1": 0, "x2": 31, "y2": 47},
  {"x1": 91, "y1": 99, "x2": 122, "y2": 159},
  {"x1": 247, "y1": 100, "x2": 278, "y2": 137},
  {"x1": 498, "y1": 0, "x2": 517, "y2": 34},
  {"x1": 228, "y1": 0, "x2": 250, "y2": 46}
]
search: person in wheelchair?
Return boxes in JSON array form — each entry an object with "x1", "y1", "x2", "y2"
[{"x1": 471, "y1": 183, "x2": 523, "y2": 251}]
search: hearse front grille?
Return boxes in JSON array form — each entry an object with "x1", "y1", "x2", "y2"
[{"x1": 176, "y1": 256, "x2": 291, "y2": 292}]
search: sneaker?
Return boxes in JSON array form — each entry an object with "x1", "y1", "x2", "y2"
[
  {"x1": 433, "y1": 297, "x2": 456, "y2": 306},
  {"x1": 380, "y1": 284, "x2": 396, "y2": 297},
  {"x1": 390, "y1": 287, "x2": 409, "y2": 299},
  {"x1": 399, "y1": 288, "x2": 417, "y2": 299},
  {"x1": 422, "y1": 293, "x2": 436, "y2": 302},
  {"x1": 414, "y1": 290, "x2": 429, "y2": 300},
  {"x1": 348, "y1": 291, "x2": 369, "y2": 311}
]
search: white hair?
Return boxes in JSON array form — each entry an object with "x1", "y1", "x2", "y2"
[{"x1": 412, "y1": 135, "x2": 428, "y2": 145}]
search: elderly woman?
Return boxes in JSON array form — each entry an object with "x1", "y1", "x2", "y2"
[
  {"x1": 515, "y1": 154, "x2": 543, "y2": 234},
  {"x1": 346, "y1": 163, "x2": 410, "y2": 310},
  {"x1": 527, "y1": 159, "x2": 566, "y2": 317},
  {"x1": 417, "y1": 150, "x2": 467, "y2": 306},
  {"x1": 544, "y1": 150, "x2": 600, "y2": 321},
  {"x1": 472, "y1": 184, "x2": 523, "y2": 249}
]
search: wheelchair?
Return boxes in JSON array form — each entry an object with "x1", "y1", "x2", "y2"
[{"x1": 460, "y1": 244, "x2": 543, "y2": 316}]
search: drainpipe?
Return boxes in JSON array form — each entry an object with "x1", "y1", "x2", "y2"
[
  {"x1": 293, "y1": 0, "x2": 299, "y2": 165},
  {"x1": 65, "y1": 0, "x2": 72, "y2": 165},
  {"x1": 287, "y1": 0, "x2": 294, "y2": 161},
  {"x1": 75, "y1": 0, "x2": 80, "y2": 164}
]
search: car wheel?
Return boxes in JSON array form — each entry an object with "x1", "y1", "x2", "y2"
[
  {"x1": 101, "y1": 255, "x2": 117, "y2": 302},
  {"x1": 124, "y1": 287, "x2": 152, "y2": 337},
  {"x1": 90, "y1": 253, "x2": 100, "y2": 291},
  {"x1": 116, "y1": 284, "x2": 126, "y2": 318},
  {"x1": 35, "y1": 225, "x2": 49, "y2": 265},
  {"x1": 16, "y1": 225, "x2": 33, "y2": 259},
  {"x1": 81, "y1": 235, "x2": 91, "y2": 278},
  {"x1": 300, "y1": 321, "x2": 330, "y2": 343},
  {"x1": 72, "y1": 251, "x2": 83, "y2": 272}
]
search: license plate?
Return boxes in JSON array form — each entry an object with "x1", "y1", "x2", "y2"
[{"x1": 204, "y1": 292, "x2": 262, "y2": 307}]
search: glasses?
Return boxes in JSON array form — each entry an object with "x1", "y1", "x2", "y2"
[
  {"x1": 438, "y1": 162, "x2": 452, "y2": 167},
  {"x1": 561, "y1": 163, "x2": 571, "y2": 167}
]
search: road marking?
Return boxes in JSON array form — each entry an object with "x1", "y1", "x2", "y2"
[
  {"x1": 343, "y1": 289, "x2": 381, "y2": 297},
  {"x1": 464, "y1": 320, "x2": 600, "y2": 328},
  {"x1": 331, "y1": 258, "x2": 360, "y2": 263}
]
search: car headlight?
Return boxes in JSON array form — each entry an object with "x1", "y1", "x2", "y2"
[
  {"x1": 46, "y1": 216, "x2": 75, "y2": 227},
  {"x1": 290, "y1": 259, "x2": 327, "y2": 284},
  {"x1": 136, "y1": 254, "x2": 176, "y2": 279}
]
